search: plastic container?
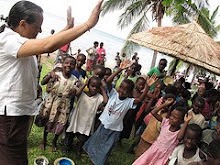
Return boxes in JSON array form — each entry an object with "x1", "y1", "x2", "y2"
[
  {"x1": 34, "y1": 156, "x2": 49, "y2": 165},
  {"x1": 54, "y1": 157, "x2": 75, "y2": 165}
]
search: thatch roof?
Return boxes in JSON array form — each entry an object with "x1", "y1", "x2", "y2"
[{"x1": 129, "y1": 21, "x2": 220, "y2": 75}]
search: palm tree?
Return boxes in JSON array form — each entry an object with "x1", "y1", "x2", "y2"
[
  {"x1": 172, "y1": 5, "x2": 220, "y2": 38},
  {"x1": 102, "y1": 0, "x2": 165, "y2": 67},
  {"x1": 101, "y1": 0, "x2": 210, "y2": 68}
]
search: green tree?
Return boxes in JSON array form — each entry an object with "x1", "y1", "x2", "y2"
[
  {"x1": 172, "y1": 4, "x2": 220, "y2": 38},
  {"x1": 102, "y1": 0, "x2": 165, "y2": 67}
]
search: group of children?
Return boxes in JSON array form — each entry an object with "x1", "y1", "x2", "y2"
[{"x1": 35, "y1": 49, "x2": 220, "y2": 165}]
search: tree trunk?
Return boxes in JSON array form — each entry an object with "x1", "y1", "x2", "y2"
[
  {"x1": 150, "y1": 17, "x2": 162, "y2": 68},
  {"x1": 191, "y1": 66, "x2": 198, "y2": 84},
  {"x1": 171, "y1": 59, "x2": 179, "y2": 77},
  {"x1": 185, "y1": 64, "x2": 191, "y2": 78}
]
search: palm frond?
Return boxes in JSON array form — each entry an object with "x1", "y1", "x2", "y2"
[
  {"x1": 117, "y1": 1, "x2": 145, "y2": 29},
  {"x1": 120, "y1": 41, "x2": 140, "y2": 57},
  {"x1": 101, "y1": 0, "x2": 132, "y2": 16},
  {"x1": 172, "y1": 5, "x2": 191, "y2": 24},
  {"x1": 197, "y1": 7, "x2": 219, "y2": 38},
  {"x1": 120, "y1": 14, "x2": 149, "y2": 56},
  {"x1": 211, "y1": 6, "x2": 219, "y2": 21}
]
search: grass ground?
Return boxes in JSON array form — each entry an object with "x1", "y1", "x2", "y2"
[{"x1": 27, "y1": 56, "x2": 135, "y2": 165}]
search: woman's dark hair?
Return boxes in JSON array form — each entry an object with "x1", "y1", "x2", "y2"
[{"x1": 7, "y1": 1, "x2": 43, "y2": 29}]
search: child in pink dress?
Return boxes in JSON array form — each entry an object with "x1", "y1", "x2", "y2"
[{"x1": 133, "y1": 98, "x2": 193, "y2": 165}]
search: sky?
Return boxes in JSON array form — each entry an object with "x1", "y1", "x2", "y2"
[{"x1": 0, "y1": 0, "x2": 219, "y2": 40}]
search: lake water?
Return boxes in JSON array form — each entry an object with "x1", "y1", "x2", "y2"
[{"x1": 40, "y1": 19, "x2": 173, "y2": 74}]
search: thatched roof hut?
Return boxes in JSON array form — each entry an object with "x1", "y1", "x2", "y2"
[{"x1": 129, "y1": 21, "x2": 220, "y2": 75}]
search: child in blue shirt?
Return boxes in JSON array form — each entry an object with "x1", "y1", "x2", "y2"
[{"x1": 83, "y1": 59, "x2": 157, "y2": 165}]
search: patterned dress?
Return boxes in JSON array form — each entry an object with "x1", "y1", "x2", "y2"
[{"x1": 39, "y1": 72, "x2": 77, "y2": 135}]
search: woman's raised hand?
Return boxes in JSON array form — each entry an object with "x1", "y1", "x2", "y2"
[
  {"x1": 50, "y1": 71, "x2": 60, "y2": 82},
  {"x1": 86, "y1": 0, "x2": 103, "y2": 29},
  {"x1": 66, "y1": 6, "x2": 74, "y2": 29}
]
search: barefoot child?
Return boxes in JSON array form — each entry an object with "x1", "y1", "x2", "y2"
[
  {"x1": 169, "y1": 124, "x2": 202, "y2": 165},
  {"x1": 39, "y1": 56, "x2": 78, "y2": 151},
  {"x1": 133, "y1": 99, "x2": 192, "y2": 165},
  {"x1": 83, "y1": 59, "x2": 158, "y2": 165},
  {"x1": 64, "y1": 76, "x2": 108, "y2": 154}
]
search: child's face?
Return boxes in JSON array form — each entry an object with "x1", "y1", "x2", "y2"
[
  {"x1": 104, "y1": 70, "x2": 112, "y2": 81},
  {"x1": 62, "y1": 57, "x2": 75, "y2": 74},
  {"x1": 117, "y1": 82, "x2": 130, "y2": 99},
  {"x1": 135, "y1": 79, "x2": 145, "y2": 92},
  {"x1": 174, "y1": 82, "x2": 182, "y2": 90},
  {"x1": 198, "y1": 87, "x2": 206, "y2": 97},
  {"x1": 158, "y1": 60, "x2": 167, "y2": 71},
  {"x1": 94, "y1": 68, "x2": 105, "y2": 79},
  {"x1": 116, "y1": 59, "x2": 121, "y2": 66},
  {"x1": 169, "y1": 109, "x2": 183, "y2": 127},
  {"x1": 184, "y1": 129, "x2": 198, "y2": 150},
  {"x1": 76, "y1": 55, "x2": 86, "y2": 68},
  {"x1": 88, "y1": 79, "x2": 100, "y2": 96},
  {"x1": 94, "y1": 43, "x2": 99, "y2": 48},
  {"x1": 127, "y1": 64, "x2": 136, "y2": 75},
  {"x1": 193, "y1": 100, "x2": 204, "y2": 114}
]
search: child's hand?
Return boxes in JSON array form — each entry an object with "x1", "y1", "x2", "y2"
[
  {"x1": 146, "y1": 73, "x2": 158, "y2": 87},
  {"x1": 101, "y1": 79, "x2": 107, "y2": 88},
  {"x1": 184, "y1": 111, "x2": 193, "y2": 122},
  {"x1": 50, "y1": 71, "x2": 60, "y2": 82},
  {"x1": 119, "y1": 59, "x2": 131, "y2": 70},
  {"x1": 164, "y1": 98, "x2": 174, "y2": 106},
  {"x1": 68, "y1": 88, "x2": 76, "y2": 97},
  {"x1": 153, "y1": 88, "x2": 160, "y2": 99}
]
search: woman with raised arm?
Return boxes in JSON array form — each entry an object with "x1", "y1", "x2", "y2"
[{"x1": 0, "y1": 0, "x2": 103, "y2": 164}]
